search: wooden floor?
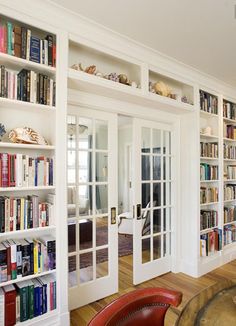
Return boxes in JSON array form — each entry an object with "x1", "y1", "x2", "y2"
[{"x1": 70, "y1": 255, "x2": 236, "y2": 325}]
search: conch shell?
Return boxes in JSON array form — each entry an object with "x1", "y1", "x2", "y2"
[
  {"x1": 9, "y1": 127, "x2": 48, "y2": 145},
  {"x1": 153, "y1": 81, "x2": 172, "y2": 97}
]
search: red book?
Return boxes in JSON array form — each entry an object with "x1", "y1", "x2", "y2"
[
  {"x1": 2, "y1": 241, "x2": 11, "y2": 281},
  {"x1": 3, "y1": 284, "x2": 16, "y2": 326},
  {"x1": 9, "y1": 154, "x2": 16, "y2": 187},
  {"x1": 0, "y1": 153, "x2": 9, "y2": 187},
  {"x1": 52, "y1": 44, "x2": 56, "y2": 67}
]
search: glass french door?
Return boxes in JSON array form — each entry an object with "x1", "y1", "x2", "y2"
[
  {"x1": 67, "y1": 106, "x2": 118, "y2": 309},
  {"x1": 133, "y1": 118, "x2": 173, "y2": 285}
]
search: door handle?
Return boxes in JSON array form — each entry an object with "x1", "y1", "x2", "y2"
[
  {"x1": 111, "y1": 207, "x2": 116, "y2": 224},
  {"x1": 136, "y1": 204, "x2": 141, "y2": 220}
]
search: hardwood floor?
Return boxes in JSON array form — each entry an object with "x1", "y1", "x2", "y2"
[{"x1": 70, "y1": 255, "x2": 236, "y2": 325}]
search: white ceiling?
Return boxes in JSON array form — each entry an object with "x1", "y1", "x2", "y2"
[{"x1": 50, "y1": 0, "x2": 236, "y2": 87}]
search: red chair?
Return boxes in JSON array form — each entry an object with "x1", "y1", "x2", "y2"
[{"x1": 88, "y1": 287, "x2": 182, "y2": 326}]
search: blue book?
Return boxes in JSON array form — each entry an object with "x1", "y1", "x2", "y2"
[
  {"x1": 32, "y1": 279, "x2": 40, "y2": 317},
  {"x1": 30, "y1": 36, "x2": 40, "y2": 63}
]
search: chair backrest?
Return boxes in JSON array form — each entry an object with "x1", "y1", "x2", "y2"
[{"x1": 88, "y1": 287, "x2": 182, "y2": 326}]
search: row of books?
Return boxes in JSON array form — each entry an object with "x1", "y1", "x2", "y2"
[
  {"x1": 200, "y1": 229, "x2": 222, "y2": 257},
  {"x1": 0, "y1": 19, "x2": 56, "y2": 67},
  {"x1": 200, "y1": 142, "x2": 218, "y2": 158},
  {"x1": 0, "y1": 153, "x2": 53, "y2": 188},
  {"x1": 223, "y1": 144, "x2": 236, "y2": 160},
  {"x1": 0, "y1": 235, "x2": 56, "y2": 283},
  {"x1": 224, "y1": 206, "x2": 236, "y2": 224},
  {"x1": 200, "y1": 164, "x2": 218, "y2": 181},
  {"x1": 223, "y1": 124, "x2": 236, "y2": 140},
  {"x1": 223, "y1": 100, "x2": 236, "y2": 121},
  {"x1": 0, "y1": 66, "x2": 56, "y2": 106},
  {"x1": 224, "y1": 225, "x2": 236, "y2": 245},
  {"x1": 224, "y1": 184, "x2": 236, "y2": 201},
  {"x1": 199, "y1": 90, "x2": 218, "y2": 115},
  {"x1": 224, "y1": 165, "x2": 236, "y2": 180},
  {"x1": 200, "y1": 210, "x2": 218, "y2": 231},
  {"x1": 0, "y1": 194, "x2": 55, "y2": 233},
  {"x1": 200, "y1": 187, "x2": 218, "y2": 204},
  {"x1": 0, "y1": 274, "x2": 56, "y2": 325}
]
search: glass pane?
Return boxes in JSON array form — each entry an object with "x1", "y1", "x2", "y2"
[
  {"x1": 80, "y1": 252, "x2": 93, "y2": 283},
  {"x1": 163, "y1": 131, "x2": 171, "y2": 155},
  {"x1": 153, "y1": 156, "x2": 161, "y2": 180},
  {"x1": 142, "y1": 183, "x2": 150, "y2": 208},
  {"x1": 153, "y1": 183, "x2": 161, "y2": 207},
  {"x1": 78, "y1": 151, "x2": 92, "y2": 183},
  {"x1": 164, "y1": 157, "x2": 170, "y2": 180},
  {"x1": 163, "y1": 183, "x2": 171, "y2": 206},
  {"x1": 163, "y1": 208, "x2": 168, "y2": 232},
  {"x1": 68, "y1": 115, "x2": 76, "y2": 150},
  {"x1": 68, "y1": 169, "x2": 75, "y2": 184},
  {"x1": 96, "y1": 185, "x2": 108, "y2": 214},
  {"x1": 153, "y1": 129, "x2": 161, "y2": 154},
  {"x1": 153, "y1": 209, "x2": 161, "y2": 234},
  {"x1": 68, "y1": 186, "x2": 76, "y2": 217},
  {"x1": 164, "y1": 233, "x2": 167, "y2": 257},
  {"x1": 68, "y1": 255, "x2": 77, "y2": 287},
  {"x1": 68, "y1": 151, "x2": 76, "y2": 167},
  {"x1": 163, "y1": 157, "x2": 166, "y2": 180},
  {"x1": 96, "y1": 153, "x2": 108, "y2": 182},
  {"x1": 153, "y1": 235, "x2": 161, "y2": 260},
  {"x1": 68, "y1": 222, "x2": 76, "y2": 253},
  {"x1": 142, "y1": 155, "x2": 150, "y2": 180},
  {"x1": 141, "y1": 127, "x2": 150, "y2": 153},
  {"x1": 96, "y1": 120, "x2": 108, "y2": 150},
  {"x1": 142, "y1": 209, "x2": 151, "y2": 236},
  {"x1": 78, "y1": 185, "x2": 93, "y2": 216},
  {"x1": 79, "y1": 218, "x2": 93, "y2": 250},
  {"x1": 96, "y1": 248, "x2": 108, "y2": 279},
  {"x1": 78, "y1": 118, "x2": 93, "y2": 149},
  {"x1": 96, "y1": 216, "x2": 108, "y2": 247},
  {"x1": 142, "y1": 238, "x2": 151, "y2": 263},
  {"x1": 169, "y1": 158, "x2": 172, "y2": 180}
]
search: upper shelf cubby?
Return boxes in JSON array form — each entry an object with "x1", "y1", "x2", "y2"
[
  {"x1": 68, "y1": 40, "x2": 141, "y2": 91},
  {"x1": 149, "y1": 69, "x2": 194, "y2": 106},
  {"x1": 0, "y1": 14, "x2": 56, "y2": 70},
  {"x1": 199, "y1": 89, "x2": 218, "y2": 115}
]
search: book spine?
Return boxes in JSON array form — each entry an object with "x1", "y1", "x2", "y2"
[{"x1": 4, "y1": 288, "x2": 16, "y2": 325}]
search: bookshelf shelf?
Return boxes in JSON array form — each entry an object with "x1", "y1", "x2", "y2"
[
  {"x1": 223, "y1": 138, "x2": 236, "y2": 142},
  {"x1": 16, "y1": 310, "x2": 58, "y2": 326},
  {"x1": 0, "y1": 269, "x2": 56, "y2": 288},
  {"x1": 200, "y1": 134, "x2": 218, "y2": 140},
  {"x1": 0, "y1": 51, "x2": 56, "y2": 76},
  {"x1": 223, "y1": 241, "x2": 236, "y2": 249},
  {"x1": 223, "y1": 158, "x2": 236, "y2": 162},
  {"x1": 0, "y1": 186, "x2": 55, "y2": 192},
  {"x1": 224, "y1": 179, "x2": 236, "y2": 182},
  {"x1": 200, "y1": 180, "x2": 219, "y2": 183},
  {"x1": 0, "y1": 142, "x2": 55, "y2": 150},
  {"x1": 223, "y1": 117, "x2": 236, "y2": 124},
  {"x1": 200, "y1": 110, "x2": 218, "y2": 118},
  {"x1": 200, "y1": 227, "x2": 218, "y2": 235},
  {"x1": 0, "y1": 225, "x2": 56, "y2": 238},
  {"x1": 224, "y1": 199, "x2": 236, "y2": 203},
  {"x1": 200, "y1": 157, "x2": 218, "y2": 161},
  {"x1": 0, "y1": 97, "x2": 56, "y2": 112},
  {"x1": 200, "y1": 202, "x2": 219, "y2": 207},
  {"x1": 224, "y1": 221, "x2": 236, "y2": 226}
]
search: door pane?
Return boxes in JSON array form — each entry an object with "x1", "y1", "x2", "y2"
[
  {"x1": 153, "y1": 183, "x2": 161, "y2": 207},
  {"x1": 153, "y1": 156, "x2": 161, "y2": 180},
  {"x1": 142, "y1": 183, "x2": 150, "y2": 208},
  {"x1": 80, "y1": 252, "x2": 93, "y2": 283},
  {"x1": 68, "y1": 255, "x2": 77, "y2": 287},
  {"x1": 78, "y1": 151, "x2": 92, "y2": 182},
  {"x1": 142, "y1": 238, "x2": 151, "y2": 263},
  {"x1": 142, "y1": 209, "x2": 151, "y2": 236},
  {"x1": 153, "y1": 235, "x2": 161, "y2": 260},
  {"x1": 96, "y1": 216, "x2": 108, "y2": 247},
  {"x1": 141, "y1": 127, "x2": 150, "y2": 153},
  {"x1": 96, "y1": 120, "x2": 108, "y2": 150},
  {"x1": 96, "y1": 185, "x2": 108, "y2": 214},
  {"x1": 153, "y1": 129, "x2": 161, "y2": 154},
  {"x1": 79, "y1": 219, "x2": 93, "y2": 250},
  {"x1": 68, "y1": 222, "x2": 76, "y2": 253},
  {"x1": 142, "y1": 155, "x2": 150, "y2": 180},
  {"x1": 78, "y1": 118, "x2": 93, "y2": 149},
  {"x1": 153, "y1": 209, "x2": 161, "y2": 234},
  {"x1": 96, "y1": 248, "x2": 109, "y2": 279},
  {"x1": 78, "y1": 185, "x2": 93, "y2": 216},
  {"x1": 96, "y1": 153, "x2": 108, "y2": 182},
  {"x1": 163, "y1": 131, "x2": 171, "y2": 155}
]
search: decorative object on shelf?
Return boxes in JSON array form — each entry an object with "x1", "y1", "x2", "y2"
[
  {"x1": 8, "y1": 127, "x2": 48, "y2": 145},
  {"x1": 181, "y1": 95, "x2": 188, "y2": 103},
  {"x1": 107, "y1": 72, "x2": 119, "y2": 82},
  {"x1": 118, "y1": 74, "x2": 129, "y2": 85},
  {"x1": 85, "y1": 65, "x2": 96, "y2": 74},
  {"x1": 153, "y1": 81, "x2": 172, "y2": 97},
  {"x1": 0, "y1": 123, "x2": 6, "y2": 141},
  {"x1": 201, "y1": 126, "x2": 212, "y2": 136}
]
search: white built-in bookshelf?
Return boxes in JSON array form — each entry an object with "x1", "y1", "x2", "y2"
[{"x1": 0, "y1": 13, "x2": 60, "y2": 326}]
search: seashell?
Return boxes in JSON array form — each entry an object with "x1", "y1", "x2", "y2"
[
  {"x1": 118, "y1": 74, "x2": 128, "y2": 84},
  {"x1": 85, "y1": 65, "x2": 96, "y2": 74},
  {"x1": 131, "y1": 81, "x2": 137, "y2": 88},
  {"x1": 71, "y1": 63, "x2": 84, "y2": 71},
  {"x1": 108, "y1": 72, "x2": 119, "y2": 82},
  {"x1": 95, "y1": 72, "x2": 103, "y2": 78},
  {"x1": 8, "y1": 127, "x2": 48, "y2": 145},
  {"x1": 153, "y1": 81, "x2": 172, "y2": 97}
]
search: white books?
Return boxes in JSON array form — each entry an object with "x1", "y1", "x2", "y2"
[
  {"x1": 47, "y1": 193, "x2": 56, "y2": 225},
  {"x1": 200, "y1": 239, "x2": 206, "y2": 257},
  {"x1": 16, "y1": 153, "x2": 23, "y2": 187},
  {"x1": 26, "y1": 29, "x2": 31, "y2": 61}
]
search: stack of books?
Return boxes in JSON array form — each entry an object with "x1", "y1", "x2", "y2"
[
  {"x1": 200, "y1": 164, "x2": 218, "y2": 181},
  {"x1": 223, "y1": 100, "x2": 236, "y2": 120},
  {"x1": 0, "y1": 194, "x2": 55, "y2": 232},
  {"x1": 0, "y1": 65, "x2": 56, "y2": 106},
  {"x1": 200, "y1": 229, "x2": 222, "y2": 256},
  {"x1": 200, "y1": 142, "x2": 218, "y2": 158},
  {"x1": 200, "y1": 90, "x2": 218, "y2": 114},
  {"x1": 223, "y1": 206, "x2": 236, "y2": 224},
  {"x1": 200, "y1": 210, "x2": 218, "y2": 230},
  {"x1": 0, "y1": 19, "x2": 56, "y2": 67},
  {"x1": 0, "y1": 154, "x2": 53, "y2": 188},
  {"x1": 0, "y1": 235, "x2": 56, "y2": 283},
  {"x1": 0, "y1": 274, "x2": 56, "y2": 325}
]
